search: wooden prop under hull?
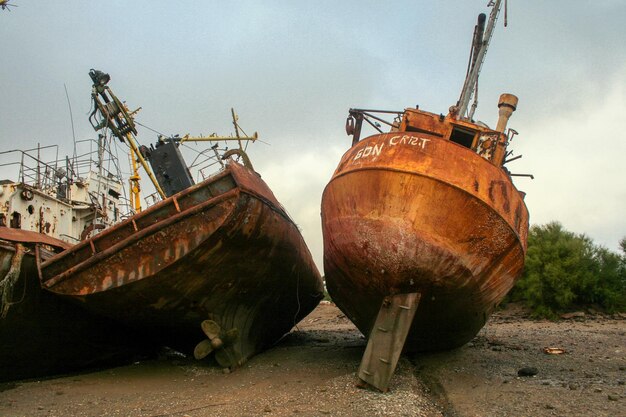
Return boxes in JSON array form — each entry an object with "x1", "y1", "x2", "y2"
[
  {"x1": 40, "y1": 161, "x2": 324, "y2": 367},
  {"x1": 322, "y1": 132, "x2": 528, "y2": 352},
  {"x1": 0, "y1": 229, "x2": 147, "y2": 382},
  {"x1": 357, "y1": 292, "x2": 421, "y2": 392}
]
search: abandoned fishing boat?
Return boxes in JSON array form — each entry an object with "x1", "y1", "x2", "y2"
[
  {"x1": 39, "y1": 70, "x2": 324, "y2": 368},
  {"x1": 0, "y1": 145, "x2": 146, "y2": 382},
  {"x1": 321, "y1": 0, "x2": 530, "y2": 391}
]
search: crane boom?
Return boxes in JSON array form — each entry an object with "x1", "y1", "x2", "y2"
[
  {"x1": 456, "y1": 0, "x2": 504, "y2": 120},
  {"x1": 88, "y1": 69, "x2": 166, "y2": 211}
]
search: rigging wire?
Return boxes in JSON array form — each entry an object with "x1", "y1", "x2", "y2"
[
  {"x1": 63, "y1": 84, "x2": 78, "y2": 175},
  {"x1": 134, "y1": 120, "x2": 167, "y2": 137}
]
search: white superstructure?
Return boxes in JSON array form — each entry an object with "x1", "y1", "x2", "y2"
[{"x1": 0, "y1": 144, "x2": 124, "y2": 244}]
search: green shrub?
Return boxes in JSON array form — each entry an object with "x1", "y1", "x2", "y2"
[{"x1": 508, "y1": 222, "x2": 626, "y2": 318}]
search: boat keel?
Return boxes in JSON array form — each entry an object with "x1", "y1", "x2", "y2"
[{"x1": 357, "y1": 292, "x2": 421, "y2": 392}]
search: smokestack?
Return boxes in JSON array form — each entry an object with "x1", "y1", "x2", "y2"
[{"x1": 495, "y1": 93, "x2": 518, "y2": 133}]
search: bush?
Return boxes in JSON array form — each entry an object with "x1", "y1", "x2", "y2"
[{"x1": 508, "y1": 222, "x2": 626, "y2": 318}]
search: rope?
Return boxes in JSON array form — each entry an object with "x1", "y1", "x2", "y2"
[
  {"x1": 0, "y1": 243, "x2": 26, "y2": 318},
  {"x1": 292, "y1": 270, "x2": 301, "y2": 330}
]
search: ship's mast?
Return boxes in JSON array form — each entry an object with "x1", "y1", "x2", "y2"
[
  {"x1": 456, "y1": 0, "x2": 505, "y2": 120},
  {"x1": 177, "y1": 108, "x2": 258, "y2": 145},
  {"x1": 162, "y1": 108, "x2": 259, "y2": 173}
]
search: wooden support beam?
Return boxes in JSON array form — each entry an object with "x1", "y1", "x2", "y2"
[{"x1": 357, "y1": 292, "x2": 421, "y2": 392}]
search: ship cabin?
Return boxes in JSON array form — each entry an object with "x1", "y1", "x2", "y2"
[{"x1": 398, "y1": 93, "x2": 518, "y2": 169}]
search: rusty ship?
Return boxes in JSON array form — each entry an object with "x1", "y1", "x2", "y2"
[
  {"x1": 38, "y1": 70, "x2": 324, "y2": 368},
  {"x1": 0, "y1": 144, "x2": 148, "y2": 381},
  {"x1": 321, "y1": 0, "x2": 530, "y2": 391}
]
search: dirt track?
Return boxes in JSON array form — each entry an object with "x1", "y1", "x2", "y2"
[{"x1": 1, "y1": 303, "x2": 624, "y2": 417}]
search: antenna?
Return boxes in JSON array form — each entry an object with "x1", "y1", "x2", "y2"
[
  {"x1": 63, "y1": 83, "x2": 78, "y2": 175},
  {"x1": 0, "y1": 0, "x2": 18, "y2": 11}
]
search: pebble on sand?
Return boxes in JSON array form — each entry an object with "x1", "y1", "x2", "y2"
[{"x1": 517, "y1": 367, "x2": 538, "y2": 377}]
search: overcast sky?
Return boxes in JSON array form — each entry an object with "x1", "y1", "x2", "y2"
[{"x1": 1, "y1": 1, "x2": 625, "y2": 272}]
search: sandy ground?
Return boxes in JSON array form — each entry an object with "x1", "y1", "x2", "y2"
[{"x1": 0, "y1": 302, "x2": 624, "y2": 417}]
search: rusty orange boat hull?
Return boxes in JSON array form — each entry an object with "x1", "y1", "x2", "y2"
[
  {"x1": 40, "y1": 161, "x2": 323, "y2": 364},
  {"x1": 322, "y1": 132, "x2": 528, "y2": 351}
]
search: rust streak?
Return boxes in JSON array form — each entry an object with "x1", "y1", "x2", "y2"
[{"x1": 42, "y1": 189, "x2": 240, "y2": 287}]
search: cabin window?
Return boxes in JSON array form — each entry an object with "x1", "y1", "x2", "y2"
[
  {"x1": 10, "y1": 212, "x2": 21, "y2": 229},
  {"x1": 449, "y1": 127, "x2": 476, "y2": 149},
  {"x1": 108, "y1": 188, "x2": 120, "y2": 199}
]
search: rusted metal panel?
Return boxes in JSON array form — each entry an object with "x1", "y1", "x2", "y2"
[
  {"x1": 40, "y1": 161, "x2": 324, "y2": 364},
  {"x1": 0, "y1": 227, "x2": 71, "y2": 250},
  {"x1": 322, "y1": 131, "x2": 528, "y2": 352}
]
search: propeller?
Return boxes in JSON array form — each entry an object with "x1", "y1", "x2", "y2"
[{"x1": 193, "y1": 319, "x2": 240, "y2": 368}]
